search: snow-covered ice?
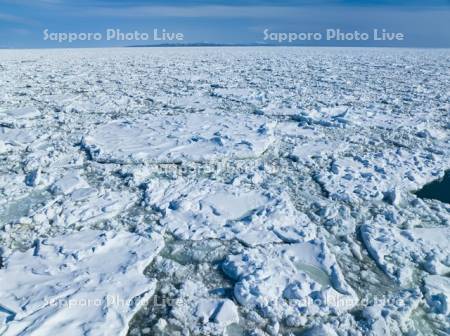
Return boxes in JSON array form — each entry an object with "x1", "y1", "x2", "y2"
[
  {"x1": 0, "y1": 229, "x2": 164, "y2": 336},
  {"x1": 361, "y1": 223, "x2": 450, "y2": 284},
  {"x1": 0, "y1": 47, "x2": 449, "y2": 335},
  {"x1": 82, "y1": 113, "x2": 275, "y2": 164},
  {"x1": 222, "y1": 239, "x2": 358, "y2": 323},
  {"x1": 144, "y1": 178, "x2": 316, "y2": 243}
]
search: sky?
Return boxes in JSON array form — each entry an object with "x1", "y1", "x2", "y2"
[{"x1": 0, "y1": 0, "x2": 449, "y2": 48}]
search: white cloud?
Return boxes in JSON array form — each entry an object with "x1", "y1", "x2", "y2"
[
  {"x1": 76, "y1": 4, "x2": 450, "y2": 19},
  {"x1": 10, "y1": 27, "x2": 31, "y2": 35},
  {"x1": 84, "y1": 5, "x2": 309, "y2": 18},
  {"x1": 0, "y1": 12, "x2": 37, "y2": 25}
]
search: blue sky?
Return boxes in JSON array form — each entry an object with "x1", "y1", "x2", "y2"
[{"x1": 0, "y1": 0, "x2": 449, "y2": 48}]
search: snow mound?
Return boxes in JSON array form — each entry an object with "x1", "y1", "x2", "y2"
[
  {"x1": 170, "y1": 279, "x2": 240, "y2": 335},
  {"x1": 222, "y1": 239, "x2": 357, "y2": 325},
  {"x1": 423, "y1": 275, "x2": 450, "y2": 315},
  {"x1": 360, "y1": 289, "x2": 422, "y2": 336}
]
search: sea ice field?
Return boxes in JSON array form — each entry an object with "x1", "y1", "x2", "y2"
[{"x1": 0, "y1": 47, "x2": 449, "y2": 336}]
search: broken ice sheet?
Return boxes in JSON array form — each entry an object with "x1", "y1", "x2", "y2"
[
  {"x1": 1, "y1": 47, "x2": 450, "y2": 335},
  {"x1": 0, "y1": 230, "x2": 164, "y2": 336}
]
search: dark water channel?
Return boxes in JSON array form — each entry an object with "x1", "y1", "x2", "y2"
[{"x1": 415, "y1": 170, "x2": 450, "y2": 204}]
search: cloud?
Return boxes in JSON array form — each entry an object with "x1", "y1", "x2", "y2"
[
  {"x1": 85, "y1": 5, "x2": 302, "y2": 18},
  {"x1": 61, "y1": 0, "x2": 450, "y2": 6},
  {"x1": 1, "y1": 0, "x2": 65, "y2": 4},
  {"x1": 77, "y1": 4, "x2": 450, "y2": 19},
  {"x1": 10, "y1": 27, "x2": 31, "y2": 35},
  {"x1": 0, "y1": 12, "x2": 37, "y2": 25}
]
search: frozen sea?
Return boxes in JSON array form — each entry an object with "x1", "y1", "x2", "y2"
[{"x1": 0, "y1": 47, "x2": 449, "y2": 336}]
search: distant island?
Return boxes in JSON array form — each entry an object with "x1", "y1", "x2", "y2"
[{"x1": 127, "y1": 42, "x2": 270, "y2": 47}]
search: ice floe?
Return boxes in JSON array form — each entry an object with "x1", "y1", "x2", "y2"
[
  {"x1": 0, "y1": 229, "x2": 164, "y2": 336},
  {"x1": 145, "y1": 178, "x2": 316, "y2": 243},
  {"x1": 222, "y1": 239, "x2": 357, "y2": 325},
  {"x1": 82, "y1": 113, "x2": 276, "y2": 164},
  {"x1": 361, "y1": 223, "x2": 450, "y2": 284}
]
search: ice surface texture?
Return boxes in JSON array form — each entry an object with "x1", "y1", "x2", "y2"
[
  {"x1": 82, "y1": 113, "x2": 276, "y2": 164},
  {"x1": 0, "y1": 47, "x2": 449, "y2": 335},
  {"x1": 0, "y1": 230, "x2": 164, "y2": 336}
]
